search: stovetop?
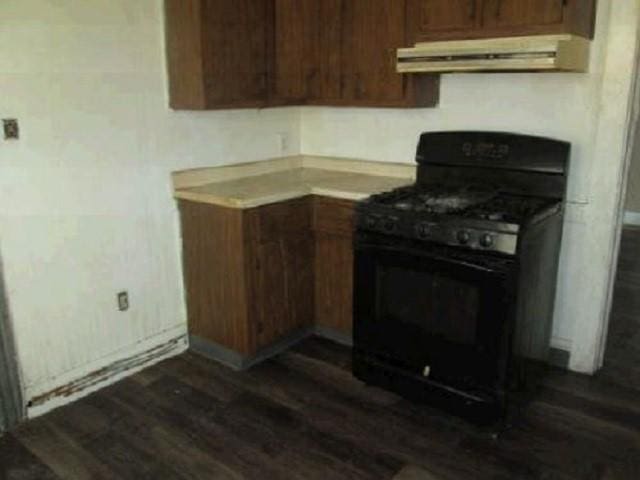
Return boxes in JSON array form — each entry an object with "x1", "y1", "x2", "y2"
[
  {"x1": 366, "y1": 184, "x2": 558, "y2": 225},
  {"x1": 357, "y1": 183, "x2": 562, "y2": 256}
]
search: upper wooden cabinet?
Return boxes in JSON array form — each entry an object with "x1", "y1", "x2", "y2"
[
  {"x1": 165, "y1": 0, "x2": 272, "y2": 109},
  {"x1": 342, "y1": 0, "x2": 407, "y2": 103},
  {"x1": 482, "y1": 0, "x2": 564, "y2": 29},
  {"x1": 270, "y1": 0, "x2": 345, "y2": 104},
  {"x1": 409, "y1": 0, "x2": 597, "y2": 42},
  {"x1": 413, "y1": 0, "x2": 481, "y2": 35},
  {"x1": 165, "y1": 0, "x2": 439, "y2": 110},
  {"x1": 271, "y1": 0, "x2": 317, "y2": 104}
]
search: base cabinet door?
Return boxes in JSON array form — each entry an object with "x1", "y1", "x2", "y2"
[
  {"x1": 246, "y1": 198, "x2": 314, "y2": 351},
  {"x1": 251, "y1": 240, "x2": 291, "y2": 350},
  {"x1": 313, "y1": 197, "x2": 356, "y2": 334},
  {"x1": 249, "y1": 235, "x2": 315, "y2": 350},
  {"x1": 284, "y1": 235, "x2": 315, "y2": 333},
  {"x1": 315, "y1": 233, "x2": 354, "y2": 334}
]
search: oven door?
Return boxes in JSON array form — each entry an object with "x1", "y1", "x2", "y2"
[{"x1": 354, "y1": 233, "x2": 517, "y2": 394}]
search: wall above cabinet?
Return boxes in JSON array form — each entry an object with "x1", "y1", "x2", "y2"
[{"x1": 164, "y1": 0, "x2": 440, "y2": 111}]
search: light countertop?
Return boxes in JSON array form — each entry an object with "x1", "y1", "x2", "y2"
[{"x1": 173, "y1": 156, "x2": 415, "y2": 209}]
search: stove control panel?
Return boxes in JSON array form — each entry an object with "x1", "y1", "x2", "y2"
[
  {"x1": 360, "y1": 214, "x2": 518, "y2": 255},
  {"x1": 365, "y1": 214, "x2": 399, "y2": 234},
  {"x1": 448, "y1": 228, "x2": 516, "y2": 255}
]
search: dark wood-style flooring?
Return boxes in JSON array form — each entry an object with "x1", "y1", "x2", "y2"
[
  {"x1": 601, "y1": 226, "x2": 640, "y2": 390},
  {"x1": 1, "y1": 336, "x2": 639, "y2": 479}
]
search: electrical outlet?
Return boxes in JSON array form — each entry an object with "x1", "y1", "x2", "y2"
[
  {"x1": 277, "y1": 133, "x2": 289, "y2": 154},
  {"x1": 117, "y1": 291, "x2": 129, "y2": 312},
  {"x1": 3, "y1": 119, "x2": 19, "y2": 140}
]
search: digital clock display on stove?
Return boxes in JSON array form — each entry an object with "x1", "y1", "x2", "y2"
[{"x1": 462, "y1": 142, "x2": 510, "y2": 159}]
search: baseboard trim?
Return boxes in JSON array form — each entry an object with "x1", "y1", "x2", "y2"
[
  {"x1": 624, "y1": 211, "x2": 640, "y2": 225},
  {"x1": 313, "y1": 325, "x2": 353, "y2": 347},
  {"x1": 190, "y1": 327, "x2": 313, "y2": 371},
  {"x1": 27, "y1": 329, "x2": 188, "y2": 418}
]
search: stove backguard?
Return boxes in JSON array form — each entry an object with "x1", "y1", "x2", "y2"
[{"x1": 416, "y1": 131, "x2": 570, "y2": 200}]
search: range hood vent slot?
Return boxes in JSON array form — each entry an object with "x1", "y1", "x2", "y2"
[{"x1": 397, "y1": 35, "x2": 590, "y2": 74}]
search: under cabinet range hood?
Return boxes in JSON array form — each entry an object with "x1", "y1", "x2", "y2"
[{"x1": 397, "y1": 35, "x2": 590, "y2": 74}]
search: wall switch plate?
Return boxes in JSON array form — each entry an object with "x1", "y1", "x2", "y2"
[
  {"x1": 117, "y1": 291, "x2": 129, "y2": 312},
  {"x1": 3, "y1": 119, "x2": 19, "y2": 140}
]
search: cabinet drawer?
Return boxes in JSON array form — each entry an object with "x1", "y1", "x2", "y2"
[
  {"x1": 313, "y1": 196, "x2": 355, "y2": 236},
  {"x1": 247, "y1": 197, "x2": 312, "y2": 244}
]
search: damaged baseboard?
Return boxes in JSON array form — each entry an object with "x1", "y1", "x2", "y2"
[{"x1": 26, "y1": 326, "x2": 188, "y2": 418}]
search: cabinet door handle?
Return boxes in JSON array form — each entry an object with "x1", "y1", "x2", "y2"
[{"x1": 495, "y1": 0, "x2": 503, "y2": 19}]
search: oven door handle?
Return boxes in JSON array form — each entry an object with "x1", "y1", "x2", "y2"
[{"x1": 355, "y1": 242, "x2": 509, "y2": 274}]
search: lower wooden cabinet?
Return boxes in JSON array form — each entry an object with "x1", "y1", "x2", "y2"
[
  {"x1": 313, "y1": 197, "x2": 355, "y2": 334},
  {"x1": 247, "y1": 233, "x2": 315, "y2": 350},
  {"x1": 179, "y1": 196, "x2": 354, "y2": 364}
]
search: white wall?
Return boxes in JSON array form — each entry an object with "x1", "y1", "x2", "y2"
[
  {"x1": 301, "y1": 0, "x2": 640, "y2": 372},
  {"x1": 0, "y1": 0, "x2": 301, "y2": 413}
]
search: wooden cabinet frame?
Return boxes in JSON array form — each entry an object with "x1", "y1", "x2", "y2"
[
  {"x1": 165, "y1": 0, "x2": 439, "y2": 110},
  {"x1": 179, "y1": 196, "x2": 356, "y2": 368}
]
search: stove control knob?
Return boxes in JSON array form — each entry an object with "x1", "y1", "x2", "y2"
[
  {"x1": 365, "y1": 216, "x2": 378, "y2": 229},
  {"x1": 384, "y1": 217, "x2": 396, "y2": 232},
  {"x1": 479, "y1": 233, "x2": 494, "y2": 248},
  {"x1": 416, "y1": 223, "x2": 430, "y2": 239},
  {"x1": 457, "y1": 230, "x2": 471, "y2": 245}
]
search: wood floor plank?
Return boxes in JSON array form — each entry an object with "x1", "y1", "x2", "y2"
[
  {"x1": 1, "y1": 336, "x2": 639, "y2": 480},
  {"x1": 0, "y1": 433, "x2": 60, "y2": 480},
  {"x1": 85, "y1": 393, "x2": 241, "y2": 480},
  {"x1": 393, "y1": 465, "x2": 444, "y2": 480},
  {"x1": 102, "y1": 377, "x2": 294, "y2": 479},
  {"x1": 602, "y1": 225, "x2": 640, "y2": 390},
  {"x1": 14, "y1": 418, "x2": 119, "y2": 480}
]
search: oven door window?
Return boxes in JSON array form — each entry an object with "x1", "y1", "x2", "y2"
[
  {"x1": 354, "y1": 244, "x2": 514, "y2": 390},
  {"x1": 377, "y1": 266, "x2": 479, "y2": 346}
]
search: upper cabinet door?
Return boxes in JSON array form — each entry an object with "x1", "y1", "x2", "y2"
[
  {"x1": 272, "y1": 0, "x2": 344, "y2": 104},
  {"x1": 482, "y1": 0, "x2": 565, "y2": 29},
  {"x1": 408, "y1": 0, "x2": 480, "y2": 41},
  {"x1": 342, "y1": 0, "x2": 407, "y2": 105},
  {"x1": 200, "y1": 0, "x2": 271, "y2": 108},
  {"x1": 272, "y1": 0, "x2": 317, "y2": 103},
  {"x1": 313, "y1": 0, "x2": 345, "y2": 102}
]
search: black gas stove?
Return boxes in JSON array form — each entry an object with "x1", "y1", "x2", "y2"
[{"x1": 352, "y1": 131, "x2": 570, "y2": 425}]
